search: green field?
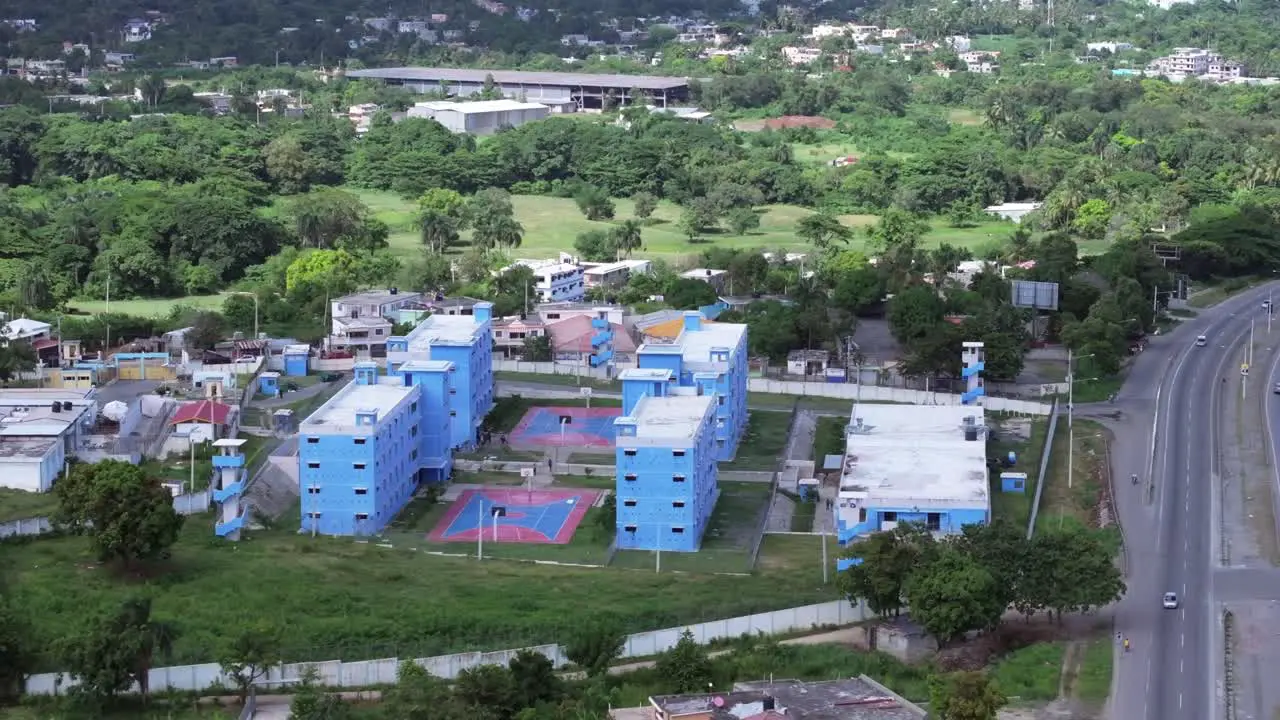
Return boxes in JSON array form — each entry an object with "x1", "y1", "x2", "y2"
[
  {"x1": 992, "y1": 642, "x2": 1066, "y2": 702},
  {"x1": 5, "y1": 499, "x2": 840, "y2": 670},
  {"x1": 66, "y1": 293, "x2": 229, "y2": 318},
  {"x1": 722, "y1": 410, "x2": 792, "y2": 470},
  {"x1": 347, "y1": 186, "x2": 1025, "y2": 263},
  {"x1": 0, "y1": 487, "x2": 60, "y2": 523}
]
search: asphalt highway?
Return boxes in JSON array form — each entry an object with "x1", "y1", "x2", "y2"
[{"x1": 1106, "y1": 283, "x2": 1280, "y2": 720}]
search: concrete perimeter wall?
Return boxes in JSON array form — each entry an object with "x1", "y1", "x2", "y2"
[{"x1": 24, "y1": 599, "x2": 866, "y2": 695}]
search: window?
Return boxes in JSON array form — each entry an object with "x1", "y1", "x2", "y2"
[
  {"x1": 411, "y1": 449, "x2": 419, "y2": 460},
  {"x1": 546, "y1": 313, "x2": 560, "y2": 319},
  {"x1": 354, "y1": 488, "x2": 368, "y2": 495},
  {"x1": 449, "y1": 410, "x2": 457, "y2": 417},
  {"x1": 883, "y1": 511, "x2": 898, "y2": 522},
  {"x1": 450, "y1": 388, "x2": 457, "y2": 395},
  {"x1": 623, "y1": 499, "x2": 637, "y2": 507},
  {"x1": 718, "y1": 396, "x2": 725, "y2": 406},
  {"x1": 672, "y1": 501, "x2": 685, "y2": 508},
  {"x1": 624, "y1": 449, "x2": 637, "y2": 457},
  {"x1": 411, "y1": 402, "x2": 418, "y2": 413},
  {"x1": 411, "y1": 425, "x2": 418, "y2": 436},
  {"x1": 307, "y1": 462, "x2": 320, "y2": 469},
  {"x1": 375, "y1": 329, "x2": 384, "y2": 335},
  {"x1": 624, "y1": 525, "x2": 637, "y2": 533},
  {"x1": 306, "y1": 437, "x2": 319, "y2": 444},
  {"x1": 353, "y1": 463, "x2": 366, "y2": 470},
  {"x1": 624, "y1": 473, "x2": 637, "y2": 481},
  {"x1": 858, "y1": 508, "x2": 867, "y2": 523},
  {"x1": 307, "y1": 487, "x2": 321, "y2": 495},
  {"x1": 673, "y1": 474, "x2": 686, "y2": 483},
  {"x1": 671, "y1": 527, "x2": 685, "y2": 534},
  {"x1": 354, "y1": 438, "x2": 366, "y2": 445},
  {"x1": 307, "y1": 512, "x2": 322, "y2": 518},
  {"x1": 355, "y1": 513, "x2": 369, "y2": 520},
  {"x1": 672, "y1": 450, "x2": 685, "y2": 457},
  {"x1": 927, "y1": 512, "x2": 941, "y2": 531}
]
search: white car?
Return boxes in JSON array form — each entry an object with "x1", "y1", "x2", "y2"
[
  {"x1": 1195, "y1": 335, "x2": 1208, "y2": 347},
  {"x1": 1163, "y1": 592, "x2": 1179, "y2": 609}
]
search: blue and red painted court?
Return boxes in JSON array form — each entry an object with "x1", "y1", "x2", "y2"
[
  {"x1": 509, "y1": 406, "x2": 621, "y2": 448},
  {"x1": 429, "y1": 488, "x2": 600, "y2": 544}
]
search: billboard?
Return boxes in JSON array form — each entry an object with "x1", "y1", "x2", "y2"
[{"x1": 1011, "y1": 280, "x2": 1060, "y2": 311}]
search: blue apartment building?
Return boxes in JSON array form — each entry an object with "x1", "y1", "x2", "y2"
[
  {"x1": 833, "y1": 403, "x2": 990, "y2": 571},
  {"x1": 614, "y1": 373, "x2": 719, "y2": 552},
  {"x1": 297, "y1": 361, "x2": 453, "y2": 536},
  {"x1": 635, "y1": 312, "x2": 748, "y2": 462},
  {"x1": 386, "y1": 301, "x2": 495, "y2": 450}
]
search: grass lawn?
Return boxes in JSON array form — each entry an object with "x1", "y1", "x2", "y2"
[
  {"x1": 5, "y1": 496, "x2": 841, "y2": 672},
  {"x1": 1073, "y1": 636, "x2": 1115, "y2": 704},
  {"x1": 812, "y1": 416, "x2": 846, "y2": 466},
  {"x1": 722, "y1": 410, "x2": 792, "y2": 471},
  {"x1": 0, "y1": 487, "x2": 60, "y2": 523},
  {"x1": 566, "y1": 451, "x2": 616, "y2": 465},
  {"x1": 611, "y1": 481, "x2": 772, "y2": 573},
  {"x1": 495, "y1": 371, "x2": 620, "y2": 391},
  {"x1": 988, "y1": 417, "x2": 1050, "y2": 529},
  {"x1": 755, "y1": 533, "x2": 837, "y2": 582},
  {"x1": 485, "y1": 395, "x2": 624, "y2": 434},
  {"x1": 1070, "y1": 375, "x2": 1124, "y2": 404},
  {"x1": 1039, "y1": 419, "x2": 1108, "y2": 533},
  {"x1": 790, "y1": 494, "x2": 817, "y2": 532},
  {"x1": 992, "y1": 642, "x2": 1065, "y2": 702},
  {"x1": 948, "y1": 108, "x2": 984, "y2": 126},
  {"x1": 348, "y1": 186, "x2": 1030, "y2": 263},
  {"x1": 67, "y1": 294, "x2": 228, "y2": 318}
]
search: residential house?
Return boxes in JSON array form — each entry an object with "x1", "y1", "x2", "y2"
[
  {"x1": 328, "y1": 289, "x2": 424, "y2": 356},
  {"x1": 490, "y1": 316, "x2": 547, "y2": 359},
  {"x1": 679, "y1": 268, "x2": 728, "y2": 291},
  {"x1": 169, "y1": 399, "x2": 238, "y2": 443},
  {"x1": 510, "y1": 258, "x2": 586, "y2": 302},
  {"x1": 582, "y1": 259, "x2": 651, "y2": 290},
  {"x1": 0, "y1": 389, "x2": 96, "y2": 492},
  {"x1": 122, "y1": 19, "x2": 153, "y2": 42}
]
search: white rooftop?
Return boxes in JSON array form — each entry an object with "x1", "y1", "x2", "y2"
[
  {"x1": 839, "y1": 404, "x2": 989, "y2": 510},
  {"x1": 414, "y1": 99, "x2": 549, "y2": 113},
  {"x1": 644, "y1": 319, "x2": 746, "y2": 370},
  {"x1": 301, "y1": 377, "x2": 416, "y2": 433},
  {"x1": 619, "y1": 368, "x2": 674, "y2": 381},
  {"x1": 583, "y1": 259, "x2": 651, "y2": 276},
  {"x1": 405, "y1": 313, "x2": 485, "y2": 349},
  {"x1": 515, "y1": 259, "x2": 580, "y2": 275},
  {"x1": 680, "y1": 268, "x2": 727, "y2": 279},
  {"x1": 335, "y1": 289, "x2": 423, "y2": 306},
  {"x1": 0, "y1": 403, "x2": 89, "y2": 437},
  {"x1": 623, "y1": 394, "x2": 714, "y2": 441}
]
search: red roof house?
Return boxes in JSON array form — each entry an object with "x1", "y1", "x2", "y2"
[
  {"x1": 169, "y1": 400, "x2": 235, "y2": 426},
  {"x1": 546, "y1": 316, "x2": 638, "y2": 357}
]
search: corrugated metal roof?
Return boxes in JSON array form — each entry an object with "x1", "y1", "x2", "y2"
[{"x1": 346, "y1": 66, "x2": 690, "y2": 90}]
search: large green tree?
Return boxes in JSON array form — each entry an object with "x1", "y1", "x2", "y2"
[
  {"x1": 53, "y1": 460, "x2": 184, "y2": 568},
  {"x1": 928, "y1": 671, "x2": 1007, "y2": 720},
  {"x1": 905, "y1": 548, "x2": 1006, "y2": 646}
]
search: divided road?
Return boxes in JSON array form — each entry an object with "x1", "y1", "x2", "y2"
[{"x1": 1107, "y1": 284, "x2": 1280, "y2": 720}]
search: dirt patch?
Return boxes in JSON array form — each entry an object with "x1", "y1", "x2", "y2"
[
  {"x1": 934, "y1": 617, "x2": 1107, "y2": 672},
  {"x1": 762, "y1": 115, "x2": 837, "y2": 130}
]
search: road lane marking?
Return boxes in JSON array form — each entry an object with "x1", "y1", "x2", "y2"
[
  {"x1": 1179, "y1": 693, "x2": 1183, "y2": 709},
  {"x1": 1181, "y1": 633, "x2": 1185, "y2": 647}
]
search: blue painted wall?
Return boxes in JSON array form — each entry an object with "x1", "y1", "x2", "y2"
[
  {"x1": 394, "y1": 303, "x2": 495, "y2": 450},
  {"x1": 400, "y1": 365, "x2": 454, "y2": 482},
  {"x1": 834, "y1": 506, "x2": 989, "y2": 570},
  {"x1": 614, "y1": 404, "x2": 718, "y2": 552},
  {"x1": 636, "y1": 315, "x2": 749, "y2": 462},
  {"x1": 283, "y1": 352, "x2": 308, "y2": 377},
  {"x1": 297, "y1": 372, "x2": 421, "y2": 536}
]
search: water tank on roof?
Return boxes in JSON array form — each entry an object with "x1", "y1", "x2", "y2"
[
  {"x1": 50, "y1": 402, "x2": 60, "y2": 412},
  {"x1": 101, "y1": 401, "x2": 129, "y2": 423}
]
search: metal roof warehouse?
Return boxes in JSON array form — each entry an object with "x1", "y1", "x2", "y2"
[{"x1": 344, "y1": 67, "x2": 691, "y2": 109}]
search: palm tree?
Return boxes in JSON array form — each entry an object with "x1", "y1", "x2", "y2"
[
  {"x1": 117, "y1": 598, "x2": 177, "y2": 701},
  {"x1": 419, "y1": 210, "x2": 460, "y2": 255},
  {"x1": 474, "y1": 214, "x2": 523, "y2": 250},
  {"x1": 609, "y1": 220, "x2": 643, "y2": 259}
]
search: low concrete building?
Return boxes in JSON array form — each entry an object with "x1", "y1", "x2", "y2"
[
  {"x1": 984, "y1": 201, "x2": 1042, "y2": 223},
  {"x1": 407, "y1": 99, "x2": 550, "y2": 136},
  {"x1": 650, "y1": 677, "x2": 926, "y2": 719}
]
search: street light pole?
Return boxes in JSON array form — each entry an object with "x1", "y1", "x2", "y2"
[
  {"x1": 1068, "y1": 348, "x2": 1074, "y2": 492},
  {"x1": 189, "y1": 434, "x2": 196, "y2": 494}
]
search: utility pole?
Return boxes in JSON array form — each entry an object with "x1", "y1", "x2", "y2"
[{"x1": 1067, "y1": 348, "x2": 1074, "y2": 491}]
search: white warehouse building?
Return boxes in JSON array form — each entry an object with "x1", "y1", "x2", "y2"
[
  {"x1": 0, "y1": 389, "x2": 97, "y2": 493},
  {"x1": 407, "y1": 100, "x2": 550, "y2": 135}
]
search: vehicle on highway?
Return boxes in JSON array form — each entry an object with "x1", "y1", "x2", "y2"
[
  {"x1": 1163, "y1": 592, "x2": 1179, "y2": 609},
  {"x1": 1196, "y1": 335, "x2": 1208, "y2": 346},
  {"x1": 1274, "y1": 383, "x2": 1280, "y2": 394}
]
